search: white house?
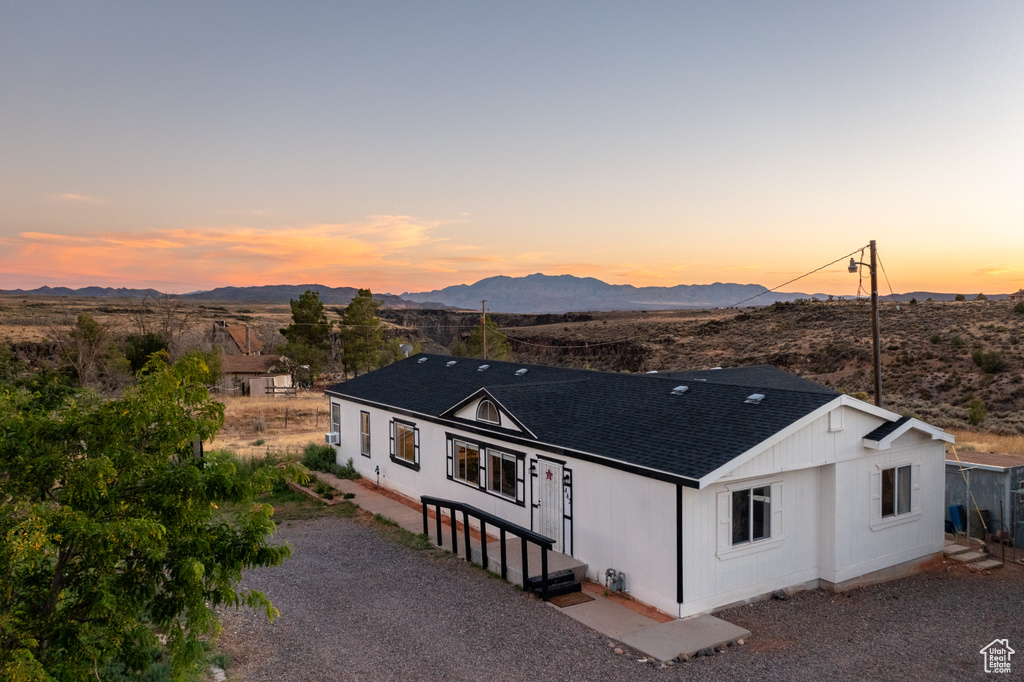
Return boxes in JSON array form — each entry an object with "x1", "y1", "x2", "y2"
[{"x1": 325, "y1": 354, "x2": 952, "y2": 618}]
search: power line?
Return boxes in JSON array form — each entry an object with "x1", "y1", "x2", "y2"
[{"x1": 725, "y1": 245, "x2": 868, "y2": 308}]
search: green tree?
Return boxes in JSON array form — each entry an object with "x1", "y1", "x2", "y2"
[
  {"x1": 976, "y1": 293, "x2": 987, "y2": 302},
  {"x1": 0, "y1": 356, "x2": 292, "y2": 680},
  {"x1": 968, "y1": 397, "x2": 987, "y2": 426},
  {"x1": 459, "y1": 315, "x2": 512, "y2": 361},
  {"x1": 124, "y1": 332, "x2": 169, "y2": 373},
  {"x1": 954, "y1": 294, "x2": 966, "y2": 301},
  {"x1": 338, "y1": 289, "x2": 385, "y2": 376},
  {"x1": 280, "y1": 289, "x2": 332, "y2": 385},
  {"x1": 1014, "y1": 301, "x2": 1024, "y2": 315}
]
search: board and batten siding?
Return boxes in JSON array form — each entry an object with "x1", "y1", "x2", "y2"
[{"x1": 682, "y1": 407, "x2": 946, "y2": 617}]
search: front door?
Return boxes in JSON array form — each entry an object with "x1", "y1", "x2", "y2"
[{"x1": 536, "y1": 459, "x2": 563, "y2": 552}]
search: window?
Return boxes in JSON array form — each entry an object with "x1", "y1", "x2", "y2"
[
  {"x1": 390, "y1": 420, "x2": 419, "y2": 469},
  {"x1": 445, "y1": 434, "x2": 524, "y2": 505},
  {"x1": 476, "y1": 399, "x2": 499, "y2": 424},
  {"x1": 453, "y1": 439, "x2": 480, "y2": 485},
  {"x1": 731, "y1": 486, "x2": 771, "y2": 545},
  {"x1": 359, "y1": 411, "x2": 371, "y2": 457},
  {"x1": 488, "y1": 448, "x2": 517, "y2": 500},
  {"x1": 330, "y1": 402, "x2": 341, "y2": 436},
  {"x1": 881, "y1": 465, "x2": 911, "y2": 518}
]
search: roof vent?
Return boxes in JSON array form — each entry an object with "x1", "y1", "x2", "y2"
[
  {"x1": 515, "y1": 368, "x2": 528, "y2": 376},
  {"x1": 745, "y1": 393, "x2": 765, "y2": 404},
  {"x1": 477, "y1": 364, "x2": 490, "y2": 371},
  {"x1": 446, "y1": 360, "x2": 457, "y2": 367},
  {"x1": 671, "y1": 385, "x2": 689, "y2": 395},
  {"x1": 417, "y1": 357, "x2": 428, "y2": 364}
]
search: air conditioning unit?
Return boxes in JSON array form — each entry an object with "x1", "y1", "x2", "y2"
[{"x1": 325, "y1": 432, "x2": 339, "y2": 446}]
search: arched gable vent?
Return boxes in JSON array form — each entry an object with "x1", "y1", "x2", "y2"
[{"x1": 476, "y1": 399, "x2": 500, "y2": 425}]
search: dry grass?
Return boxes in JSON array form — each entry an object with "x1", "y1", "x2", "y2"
[
  {"x1": 209, "y1": 391, "x2": 328, "y2": 458},
  {"x1": 949, "y1": 429, "x2": 1024, "y2": 456}
]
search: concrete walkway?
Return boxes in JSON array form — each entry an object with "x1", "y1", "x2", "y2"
[{"x1": 312, "y1": 473, "x2": 750, "y2": 662}]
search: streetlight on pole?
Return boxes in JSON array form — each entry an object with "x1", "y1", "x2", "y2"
[{"x1": 849, "y1": 240, "x2": 882, "y2": 407}]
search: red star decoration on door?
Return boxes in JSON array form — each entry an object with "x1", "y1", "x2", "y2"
[{"x1": 546, "y1": 470, "x2": 553, "y2": 480}]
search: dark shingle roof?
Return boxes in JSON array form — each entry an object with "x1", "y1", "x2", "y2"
[
  {"x1": 326, "y1": 354, "x2": 840, "y2": 483},
  {"x1": 863, "y1": 415, "x2": 911, "y2": 442}
]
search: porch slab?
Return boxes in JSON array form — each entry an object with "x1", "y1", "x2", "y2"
[
  {"x1": 557, "y1": 594, "x2": 658, "y2": 640},
  {"x1": 617, "y1": 614, "x2": 751, "y2": 662}
]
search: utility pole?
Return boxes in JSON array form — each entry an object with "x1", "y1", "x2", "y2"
[
  {"x1": 481, "y1": 300, "x2": 487, "y2": 361},
  {"x1": 869, "y1": 240, "x2": 882, "y2": 407},
  {"x1": 849, "y1": 240, "x2": 883, "y2": 407}
]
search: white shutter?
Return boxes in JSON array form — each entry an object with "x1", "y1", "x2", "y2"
[
  {"x1": 771, "y1": 481, "x2": 783, "y2": 539},
  {"x1": 911, "y1": 463, "x2": 922, "y2": 512},
  {"x1": 870, "y1": 470, "x2": 881, "y2": 523},
  {"x1": 717, "y1": 491, "x2": 732, "y2": 552}
]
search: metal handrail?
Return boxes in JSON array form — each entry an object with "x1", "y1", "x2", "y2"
[{"x1": 420, "y1": 495, "x2": 556, "y2": 599}]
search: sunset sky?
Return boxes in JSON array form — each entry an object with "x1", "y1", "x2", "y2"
[{"x1": 1, "y1": 2, "x2": 1021, "y2": 296}]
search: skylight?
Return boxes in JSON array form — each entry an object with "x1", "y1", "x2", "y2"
[
  {"x1": 515, "y1": 368, "x2": 528, "y2": 376},
  {"x1": 446, "y1": 360, "x2": 457, "y2": 367},
  {"x1": 745, "y1": 393, "x2": 765, "y2": 404},
  {"x1": 671, "y1": 385, "x2": 689, "y2": 395},
  {"x1": 477, "y1": 364, "x2": 490, "y2": 371},
  {"x1": 417, "y1": 357, "x2": 428, "y2": 364}
]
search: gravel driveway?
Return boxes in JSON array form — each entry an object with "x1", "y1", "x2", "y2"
[{"x1": 219, "y1": 516, "x2": 1023, "y2": 681}]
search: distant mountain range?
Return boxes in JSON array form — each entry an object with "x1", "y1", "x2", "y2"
[
  {"x1": 2, "y1": 276, "x2": 1007, "y2": 313},
  {"x1": 402, "y1": 274, "x2": 829, "y2": 312}
]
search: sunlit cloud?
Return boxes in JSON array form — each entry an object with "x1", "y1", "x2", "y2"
[
  {"x1": 974, "y1": 264, "x2": 1020, "y2": 277},
  {"x1": 54, "y1": 193, "x2": 106, "y2": 205}
]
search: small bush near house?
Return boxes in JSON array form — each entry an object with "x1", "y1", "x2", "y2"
[
  {"x1": 302, "y1": 443, "x2": 337, "y2": 471},
  {"x1": 314, "y1": 480, "x2": 333, "y2": 496},
  {"x1": 301, "y1": 443, "x2": 362, "y2": 480},
  {"x1": 1015, "y1": 301, "x2": 1024, "y2": 315},
  {"x1": 969, "y1": 397, "x2": 987, "y2": 426}
]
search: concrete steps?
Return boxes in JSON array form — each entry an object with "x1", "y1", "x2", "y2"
[{"x1": 944, "y1": 541, "x2": 1003, "y2": 571}]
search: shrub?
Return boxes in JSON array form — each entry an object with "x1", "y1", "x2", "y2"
[
  {"x1": 1015, "y1": 301, "x2": 1024, "y2": 315},
  {"x1": 969, "y1": 397, "x2": 987, "y2": 426},
  {"x1": 302, "y1": 443, "x2": 337, "y2": 471},
  {"x1": 976, "y1": 293, "x2": 987, "y2": 302},
  {"x1": 343, "y1": 492, "x2": 356, "y2": 500},
  {"x1": 972, "y1": 349, "x2": 1007, "y2": 374},
  {"x1": 955, "y1": 294, "x2": 966, "y2": 301},
  {"x1": 950, "y1": 335, "x2": 965, "y2": 349},
  {"x1": 930, "y1": 334, "x2": 941, "y2": 344},
  {"x1": 313, "y1": 480, "x2": 333, "y2": 496}
]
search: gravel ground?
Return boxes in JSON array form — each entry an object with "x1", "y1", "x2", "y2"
[{"x1": 219, "y1": 516, "x2": 1024, "y2": 681}]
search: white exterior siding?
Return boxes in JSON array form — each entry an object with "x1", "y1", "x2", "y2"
[
  {"x1": 681, "y1": 467, "x2": 821, "y2": 617},
  {"x1": 329, "y1": 393, "x2": 947, "y2": 620}
]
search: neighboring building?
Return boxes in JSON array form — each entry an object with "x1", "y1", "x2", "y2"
[
  {"x1": 213, "y1": 321, "x2": 264, "y2": 355},
  {"x1": 218, "y1": 354, "x2": 290, "y2": 396},
  {"x1": 946, "y1": 451, "x2": 1024, "y2": 546},
  {"x1": 325, "y1": 354, "x2": 952, "y2": 618},
  {"x1": 1009, "y1": 289, "x2": 1024, "y2": 303}
]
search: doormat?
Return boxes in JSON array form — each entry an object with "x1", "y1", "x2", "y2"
[{"x1": 548, "y1": 591, "x2": 594, "y2": 608}]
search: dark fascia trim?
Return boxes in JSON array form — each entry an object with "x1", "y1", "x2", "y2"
[
  {"x1": 439, "y1": 387, "x2": 537, "y2": 438},
  {"x1": 327, "y1": 392, "x2": 700, "y2": 489}
]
